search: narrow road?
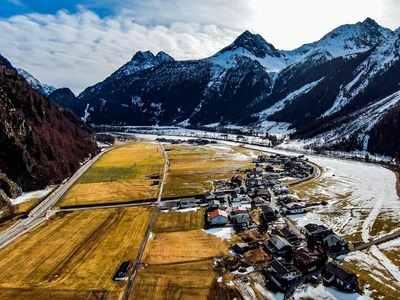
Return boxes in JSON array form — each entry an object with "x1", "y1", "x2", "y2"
[
  {"x1": 0, "y1": 145, "x2": 119, "y2": 249},
  {"x1": 122, "y1": 141, "x2": 169, "y2": 300},
  {"x1": 157, "y1": 142, "x2": 169, "y2": 206},
  {"x1": 352, "y1": 229, "x2": 400, "y2": 251}
]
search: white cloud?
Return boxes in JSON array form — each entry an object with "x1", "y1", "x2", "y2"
[
  {"x1": 0, "y1": 0, "x2": 399, "y2": 95},
  {"x1": 7, "y1": 0, "x2": 23, "y2": 6},
  {"x1": 0, "y1": 9, "x2": 239, "y2": 94}
]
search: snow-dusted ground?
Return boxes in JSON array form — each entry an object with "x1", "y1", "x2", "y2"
[
  {"x1": 193, "y1": 140, "x2": 400, "y2": 297},
  {"x1": 202, "y1": 227, "x2": 235, "y2": 240},
  {"x1": 10, "y1": 187, "x2": 54, "y2": 205}
]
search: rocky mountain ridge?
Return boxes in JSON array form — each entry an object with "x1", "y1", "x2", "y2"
[{"x1": 16, "y1": 68, "x2": 56, "y2": 96}]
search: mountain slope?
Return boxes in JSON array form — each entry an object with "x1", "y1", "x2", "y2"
[
  {"x1": 16, "y1": 68, "x2": 56, "y2": 96},
  {"x1": 0, "y1": 54, "x2": 99, "y2": 205},
  {"x1": 63, "y1": 18, "x2": 400, "y2": 157}
]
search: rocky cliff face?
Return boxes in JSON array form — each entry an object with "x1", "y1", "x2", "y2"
[{"x1": 0, "y1": 54, "x2": 99, "y2": 205}]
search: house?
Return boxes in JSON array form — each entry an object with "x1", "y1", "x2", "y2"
[
  {"x1": 254, "y1": 165, "x2": 264, "y2": 173},
  {"x1": 323, "y1": 233, "x2": 349, "y2": 255},
  {"x1": 273, "y1": 186, "x2": 290, "y2": 195},
  {"x1": 179, "y1": 198, "x2": 196, "y2": 209},
  {"x1": 293, "y1": 247, "x2": 325, "y2": 273},
  {"x1": 231, "y1": 175, "x2": 245, "y2": 187},
  {"x1": 209, "y1": 209, "x2": 228, "y2": 226},
  {"x1": 277, "y1": 194, "x2": 299, "y2": 204},
  {"x1": 230, "y1": 213, "x2": 251, "y2": 229},
  {"x1": 232, "y1": 206, "x2": 247, "y2": 214},
  {"x1": 229, "y1": 242, "x2": 249, "y2": 254},
  {"x1": 231, "y1": 195, "x2": 252, "y2": 206},
  {"x1": 282, "y1": 202, "x2": 306, "y2": 214},
  {"x1": 263, "y1": 235, "x2": 292, "y2": 255},
  {"x1": 214, "y1": 191, "x2": 226, "y2": 200},
  {"x1": 255, "y1": 188, "x2": 271, "y2": 200},
  {"x1": 274, "y1": 226, "x2": 304, "y2": 246},
  {"x1": 208, "y1": 199, "x2": 221, "y2": 208},
  {"x1": 204, "y1": 192, "x2": 216, "y2": 201},
  {"x1": 260, "y1": 205, "x2": 277, "y2": 223},
  {"x1": 251, "y1": 197, "x2": 269, "y2": 209},
  {"x1": 267, "y1": 258, "x2": 302, "y2": 289},
  {"x1": 322, "y1": 260, "x2": 360, "y2": 293},
  {"x1": 302, "y1": 223, "x2": 332, "y2": 243}
]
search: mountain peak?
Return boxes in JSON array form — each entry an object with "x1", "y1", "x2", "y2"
[
  {"x1": 131, "y1": 50, "x2": 155, "y2": 62},
  {"x1": 227, "y1": 30, "x2": 281, "y2": 58},
  {"x1": 361, "y1": 17, "x2": 379, "y2": 27},
  {"x1": 155, "y1": 51, "x2": 175, "y2": 62}
]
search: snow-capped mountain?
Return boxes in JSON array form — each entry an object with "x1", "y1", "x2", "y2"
[
  {"x1": 79, "y1": 51, "x2": 174, "y2": 99},
  {"x1": 16, "y1": 68, "x2": 56, "y2": 96},
  {"x1": 209, "y1": 30, "x2": 288, "y2": 71},
  {"x1": 66, "y1": 18, "x2": 400, "y2": 158}
]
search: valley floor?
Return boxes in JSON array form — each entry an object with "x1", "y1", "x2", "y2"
[{"x1": 1, "y1": 134, "x2": 400, "y2": 299}]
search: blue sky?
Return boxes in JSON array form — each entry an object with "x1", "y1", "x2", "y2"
[
  {"x1": 2, "y1": 0, "x2": 114, "y2": 18},
  {"x1": 1, "y1": 0, "x2": 400, "y2": 94}
]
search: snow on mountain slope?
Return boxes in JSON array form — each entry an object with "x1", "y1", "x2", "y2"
[
  {"x1": 321, "y1": 28, "x2": 400, "y2": 117},
  {"x1": 285, "y1": 18, "x2": 391, "y2": 65},
  {"x1": 292, "y1": 90, "x2": 400, "y2": 151},
  {"x1": 254, "y1": 77, "x2": 325, "y2": 119},
  {"x1": 207, "y1": 30, "x2": 289, "y2": 75},
  {"x1": 78, "y1": 50, "x2": 174, "y2": 99},
  {"x1": 209, "y1": 43, "x2": 287, "y2": 72},
  {"x1": 112, "y1": 50, "x2": 174, "y2": 81},
  {"x1": 16, "y1": 68, "x2": 56, "y2": 96}
]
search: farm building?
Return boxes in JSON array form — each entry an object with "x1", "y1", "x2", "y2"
[{"x1": 179, "y1": 198, "x2": 196, "y2": 209}]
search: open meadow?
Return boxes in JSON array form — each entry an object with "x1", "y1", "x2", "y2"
[
  {"x1": 57, "y1": 141, "x2": 164, "y2": 207},
  {"x1": 0, "y1": 206, "x2": 154, "y2": 300},
  {"x1": 163, "y1": 143, "x2": 256, "y2": 198},
  {"x1": 130, "y1": 208, "x2": 241, "y2": 300}
]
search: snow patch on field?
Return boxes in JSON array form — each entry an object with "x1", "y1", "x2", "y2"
[
  {"x1": 202, "y1": 227, "x2": 234, "y2": 241},
  {"x1": 293, "y1": 284, "x2": 371, "y2": 300},
  {"x1": 177, "y1": 207, "x2": 200, "y2": 213}
]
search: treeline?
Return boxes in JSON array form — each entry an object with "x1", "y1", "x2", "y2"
[
  {"x1": 368, "y1": 103, "x2": 400, "y2": 161},
  {"x1": 0, "y1": 53, "x2": 99, "y2": 203}
]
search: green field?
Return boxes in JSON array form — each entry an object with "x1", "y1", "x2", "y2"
[{"x1": 57, "y1": 141, "x2": 164, "y2": 206}]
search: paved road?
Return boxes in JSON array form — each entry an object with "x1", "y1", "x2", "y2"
[{"x1": 0, "y1": 146, "x2": 119, "y2": 249}]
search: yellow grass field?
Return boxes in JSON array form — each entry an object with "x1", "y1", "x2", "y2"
[
  {"x1": 57, "y1": 141, "x2": 164, "y2": 206},
  {"x1": 163, "y1": 143, "x2": 255, "y2": 198},
  {"x1": 0, "y1": 206, "x2": 154, "y2": 300},
  {"x1": 130, "y1": 208, "x2": 235, "y2": 300},
  {"x1": 152, "y1": 208, "x2": 205, "y2": 233}
]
